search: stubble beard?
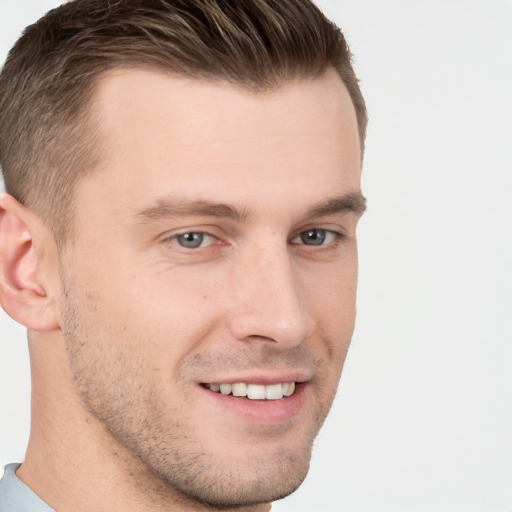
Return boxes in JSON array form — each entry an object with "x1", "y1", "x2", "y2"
[{"x1": 58, "y1": 275, "x2": 339, "y2": 509}]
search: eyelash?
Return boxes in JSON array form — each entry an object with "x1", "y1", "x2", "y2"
[
  {"x1": 165, "y1": 228, "x2": 345, "y2": 250},
  {"x1": 167, "y1": 232, "x2": 217, "y2": 249},
  {"x1": 290, "y1": 228, "x2": 343, "y2": 247}
]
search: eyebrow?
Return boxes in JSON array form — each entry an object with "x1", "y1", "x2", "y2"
[
  {"x1": 305, "y1": 192, "x2": 366, "y2": 218},
  {"x1": 135, "y1": 192, "x2": 366, "y2": 223},
  {"x1": 135, "y1": 198, "x2": 250, "y2": 222}
]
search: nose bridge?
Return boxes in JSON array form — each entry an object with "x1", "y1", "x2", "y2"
[{"x1": 228, "y1": 241, "x2": 314, "y2": 346}]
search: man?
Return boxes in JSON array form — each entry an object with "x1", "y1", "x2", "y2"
[{"x1": 0, "y1": 0, "x2": 367, "y2": 510}]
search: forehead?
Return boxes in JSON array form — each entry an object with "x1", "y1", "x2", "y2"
[
  {"x1": 91, "y1": 66, "x2": 360, "y2": 160},
  {"x1": 77, "y1": 68, "x2": 361, "y2": 224}
]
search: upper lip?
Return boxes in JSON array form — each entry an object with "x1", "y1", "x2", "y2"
[{"x1": 199, "y1": 370, "x2": 312, "y2": 386}]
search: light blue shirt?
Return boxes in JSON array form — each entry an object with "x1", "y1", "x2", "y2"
[{"x1": 0, "y1": 464, "x2": 54, "y2": 511}]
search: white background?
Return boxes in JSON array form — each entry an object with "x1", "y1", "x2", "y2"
[{"x1": 1, "y1": 1, "x2": 511, "y2": 511}]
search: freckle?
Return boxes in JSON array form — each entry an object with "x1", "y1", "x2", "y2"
[{"x1": 203, "y1": 294, "x2": 208, "y2": 300}]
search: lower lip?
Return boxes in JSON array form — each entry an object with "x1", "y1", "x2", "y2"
[{"x1": 198, "y1": 383, "x2": 308, "y2": 425}]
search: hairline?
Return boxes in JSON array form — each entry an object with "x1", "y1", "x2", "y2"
[{"x1": 55, "y1": 63, "x2": 363, "y2": 250}]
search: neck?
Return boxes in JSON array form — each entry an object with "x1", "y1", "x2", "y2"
[{"x1": 17, "y1": 330, "x2": 270, "y2": 512}]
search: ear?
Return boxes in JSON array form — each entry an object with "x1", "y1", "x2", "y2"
[{"x1": 0, "y1": 192, "x2": 60, "y2": 331}]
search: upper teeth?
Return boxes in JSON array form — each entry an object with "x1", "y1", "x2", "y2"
[{"x1": 206, "y1": 382, "x2": 296, "y2": 400}]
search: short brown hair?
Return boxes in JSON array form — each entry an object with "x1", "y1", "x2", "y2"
[{"x1": 0, "y1": 0, "x2": 367, "y2": 244}]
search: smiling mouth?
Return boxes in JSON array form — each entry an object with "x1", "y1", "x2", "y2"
[{"x1": 202, "y1": 382, "x2": 296, "y2": 400}]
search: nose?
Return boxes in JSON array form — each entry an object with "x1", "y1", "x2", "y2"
[{"x1": 227, "y1": 244, "x2": 315, "y2": 348}]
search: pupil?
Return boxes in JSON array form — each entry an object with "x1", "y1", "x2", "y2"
[
  {"x1": 179, "y1": 232, "x2": 203, "y2": 248},
  {"x1": 302, "y1": 229, "x2": 325, "y2": 246}
]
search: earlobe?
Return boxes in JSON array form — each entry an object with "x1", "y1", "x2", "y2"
[{"x1": 0, "y1": 192, "x2": 60, "y2": 331}]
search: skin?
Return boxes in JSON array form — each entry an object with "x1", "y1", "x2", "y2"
[{"x1": 0, "y1": 67, "x2": 363, "y2": 511}]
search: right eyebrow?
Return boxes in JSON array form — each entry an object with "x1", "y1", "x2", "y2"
[{"x1": 135, "y1": 198, "x2": 251, "y2": 223}]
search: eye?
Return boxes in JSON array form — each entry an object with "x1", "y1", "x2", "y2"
[
  {"x1": 291, "y1": 228, "x2": 338, "y2": 246},
  {"x1": 170, "y1": 232, "x2": 215, "y2": 249}
]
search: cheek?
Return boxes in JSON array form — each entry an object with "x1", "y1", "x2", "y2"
[
  {"x1": 62, "y1": 279, "x2": 184, "y2": 416},
  {"x1": 128, "y1": 275, "x2": 223, "y2": 344},
  {"x1": 304, "y1": 259, "x2": 358, "y2": 362},
  {"x1": 307, "y1": 257, "x2": 358, "y2": 321},
  {"x1": 62, "y1": 249, "x2": 233, "y2": 396}
]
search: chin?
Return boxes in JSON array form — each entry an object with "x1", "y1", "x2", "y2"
[
  {"x1": 140, "y1": 441, "x2": 313, "y2": 509},
  {"x1": 173, "y1": 466, "x2": 309, "y2": 509}
]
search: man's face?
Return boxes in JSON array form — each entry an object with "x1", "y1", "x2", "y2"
[{"x1": 58, "y1": 68, "x2": 363, "y2": 507}]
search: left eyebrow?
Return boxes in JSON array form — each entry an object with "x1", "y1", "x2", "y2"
[{"x1": 304, "y1": 192, "x2": 367, "y2": 219}]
